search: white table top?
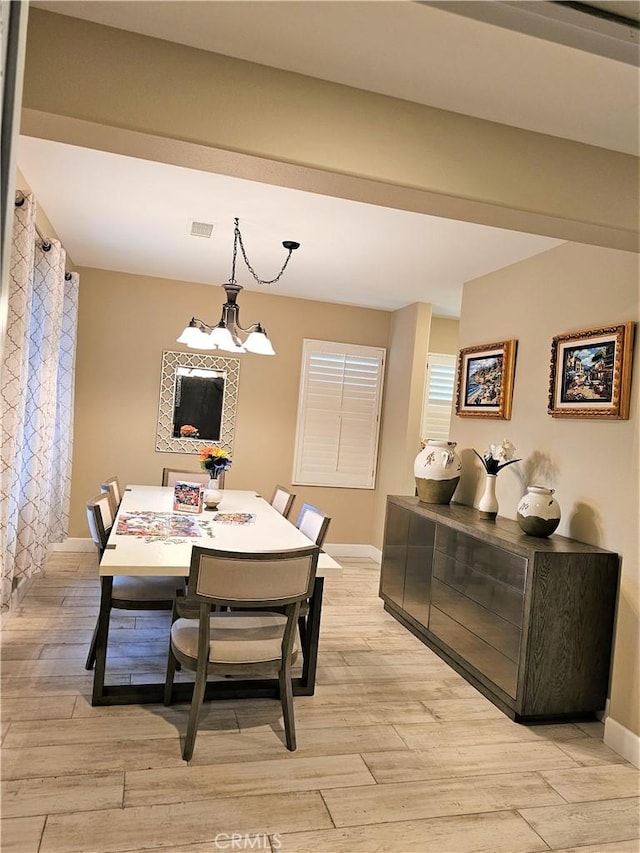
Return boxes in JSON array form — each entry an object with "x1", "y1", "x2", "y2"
[{"x1": 100, "y1": 485, "x2": 341, "y2": 577}]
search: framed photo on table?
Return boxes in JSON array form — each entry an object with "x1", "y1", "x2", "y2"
[
  {"x1": 548, "y1": 322, "x2": 634, "y2": 419},
  {"x1": 455, "y1": 339, "x2": 517, "y2": 420}
]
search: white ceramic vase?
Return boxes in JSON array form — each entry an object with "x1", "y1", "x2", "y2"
[
  {"x1": 517, "y1": 485, "x2": 561, "y2": 537},
  {"x1": 414, "y1": 440, "x2": 462, "y2": 505},
  {"x1": 478, "y1": 473, "x2": 499, "y2": 520},
  {"x1": 203, "y1": 477, "x2": 223, "y2": 510}
]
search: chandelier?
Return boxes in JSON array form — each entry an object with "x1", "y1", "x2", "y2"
[{"x1": 177, "y1": 218, "x2": 300, "y2": 356}]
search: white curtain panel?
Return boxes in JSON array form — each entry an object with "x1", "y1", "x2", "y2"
[{"x1": 0, "y1": 193, "x2": 78, "y2": 609}]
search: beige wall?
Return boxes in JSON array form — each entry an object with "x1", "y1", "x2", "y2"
[
  {"x1": 373, "y1": 302, "x2": 433, "y2": 549},
  {"x1": 429, "y1": 317, "x2": 459, "y2": 354},
  {"x1": 22, "y1": 9, "x2": 638, "y2": 251},
  {"x1": 71, "y1": 263, "x2": 438, "y2": 553},
  {"x1": 71, "y1": 268, "x2": 390, "y2": 545},
  {"x1": 451, "y1": 242, "x2": 639, "y2": 737}
]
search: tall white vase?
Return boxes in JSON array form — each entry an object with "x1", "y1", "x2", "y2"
[{"x1": 478, "y1": 473, "x2": 498, "y2": 519}]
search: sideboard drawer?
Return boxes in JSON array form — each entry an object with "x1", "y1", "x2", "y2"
[
  {"x1": 431, "y1": 578, "x2": 521, "y2": 662},
  {"x1": 435, "y1": 527, "x2": 527, "y2": 592},
  {"x1": 428, "y1": 606, "x2": 519, "y2": 698},
  {"x1": 433, "y1": 551, "x2": 525, "y2": 628}
]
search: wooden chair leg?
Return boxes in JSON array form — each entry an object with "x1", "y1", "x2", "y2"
[
  {"x1": 279, "y1": 656, "x2": 296, "y2": 751},
  {"x1": 183, "y1": 661, "x2": 207, "y2": 761},
  {"x1": 164, "y1": 645, "x2": 178, "y2": 706}
]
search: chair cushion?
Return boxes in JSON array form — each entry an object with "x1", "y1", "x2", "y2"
[
  {"x1": 171, "y1": 611, "x2": 298, "y2": 664},
  {"x1": 112, "y1": 575, "x2": 181, "y2": 601}
]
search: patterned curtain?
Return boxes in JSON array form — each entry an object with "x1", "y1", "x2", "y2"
[{"x1": 0, "y1": 193, "x2": 79, "y2": 610}]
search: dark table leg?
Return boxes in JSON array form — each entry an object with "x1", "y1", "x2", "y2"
[
  {"x1": 91, "y1": 576, "x2": 113, "y2": 705},
  {"x1": 298, "y1": 576, "x2": 324, "y2": 695}
]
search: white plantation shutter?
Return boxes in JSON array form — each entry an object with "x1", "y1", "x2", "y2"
[
  {"x1": 421, "y1": 353, "x2": 456, "y2": 442},
  {"x1": 293, "y1": 340, "x2": 386, "y2": 488}
]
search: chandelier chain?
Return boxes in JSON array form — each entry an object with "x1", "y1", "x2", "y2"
[{"x1": 233, "y1": 218, "x2": 295, "y2": 286}]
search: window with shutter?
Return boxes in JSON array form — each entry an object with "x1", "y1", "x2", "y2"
[
  {"x1": 421, "y1": 353, "x2": 456, "y2": 442},
  {"x1": 292, "y1": 340, "x2": 386, "y2": 488}
]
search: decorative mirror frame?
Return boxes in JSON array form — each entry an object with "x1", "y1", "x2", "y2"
[{"x1": 155, "y1": 350, "x2": 240, "y2": 454}]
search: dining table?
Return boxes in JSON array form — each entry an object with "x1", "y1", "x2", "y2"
[{"x1": 93, "y1": 484, "x2": 342, "y2": 706}]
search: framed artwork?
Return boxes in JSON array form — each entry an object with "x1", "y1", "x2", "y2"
[
  {"x1": 455, "y1": 340, "x2": 517, "y2": 419},
  {"x1": 548, "y1": 322, "x2": 634, "y2": 419}
]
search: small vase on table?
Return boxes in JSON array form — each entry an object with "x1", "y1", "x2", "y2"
[
  {"x1": 478, "y1": 473, "x2": 499, "y2": 520},
  {"x1": 203, "y1": 477, "x2": 223, "y2": 511}
]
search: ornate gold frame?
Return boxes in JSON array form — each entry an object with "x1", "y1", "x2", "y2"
[
  {"x1": 548, "y1": 322, "x2": 634, "y2": 419},
  {"x1": 455, "y1": 339, "x2": 517, "y2": 420}
]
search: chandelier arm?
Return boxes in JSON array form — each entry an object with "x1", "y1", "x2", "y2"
[
  {"x1": 234, "y1": 319, "x2": 260, "y2": 334},
  {"x1": 191, "y1": 317, "x2": 214, "y2": 331}
]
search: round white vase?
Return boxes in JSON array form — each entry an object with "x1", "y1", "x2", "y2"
[
  {"x1": 414, "y1": 440, "x2": 461, "y2": 505},
  {"x1": 478, "y1": 473, "x2": 499, "y2": 520},
  {"x1": 203, "y1": 478, "x2": 223, "y2": 511},
  {"x1": 517, "y1": 485, "x2": 561, "y2": 537}
]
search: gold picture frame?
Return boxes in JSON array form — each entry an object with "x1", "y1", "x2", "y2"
[
  {"x1": 455, "y1": 340, "x2": 517, "y2": 420},
  {"x1": 548, "y1": 322, "x2": 634, "y2": 419}
]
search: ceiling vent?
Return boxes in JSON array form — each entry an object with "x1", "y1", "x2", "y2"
[{"x1": 189, "y1": 220, "x2": 214, "y2": 238}]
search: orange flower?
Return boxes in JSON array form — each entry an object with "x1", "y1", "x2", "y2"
[{"x1": 199, "y1": 444, "x2": 232, "y2": 474}]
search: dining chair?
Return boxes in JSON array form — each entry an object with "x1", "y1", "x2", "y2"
[
  {"x1": 295, "y1": 502, "x2": 331, "y2": 548},
  {"x1": 100, "y1": 475, "x2": 122, "y2": 516},
  {"x1": 84, "y1": 493, "x2": 183, "y2": 671},
  {"x1": 164, "y1": 544, "x2": 320, "y2": 761},
  {"x1": 162, "y1": 468, "x2": 225, "y2": 488},
  {"x1": 293, "y1": 503, "x2": 331, "y2": 648},
  {"x1": 270, "y1": 485, "x2": 296, "y2": 519}
]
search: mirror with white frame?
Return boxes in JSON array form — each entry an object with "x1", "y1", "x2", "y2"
[{"x1": 156, "y1": 351, "x2": 239, "y2": 455}]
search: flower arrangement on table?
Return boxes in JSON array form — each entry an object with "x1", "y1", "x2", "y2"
[
  {"x1": 199, "y1": 444, "x2": 232, "y2": 481},
  {"x1": 474, "y1": 439, "x2": 520, "y2": 475}
]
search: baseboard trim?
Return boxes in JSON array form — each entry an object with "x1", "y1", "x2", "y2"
[
  {"x1": 324, "y1": 543, "x2": 382, "y2": 562},
  {"x1": 604, "y1": 715, "x2": 640, "y2": 768},
  {"x1": 51, "y1": 538, "x2": 95, "y2": 553}
]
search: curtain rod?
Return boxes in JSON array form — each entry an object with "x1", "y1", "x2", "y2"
[
  {"x1": 15, "y1": 190, "x2": 51, "y2": 250},
  {"x1": 14, "y1": 190, "x2": 73, "y2": 280}
]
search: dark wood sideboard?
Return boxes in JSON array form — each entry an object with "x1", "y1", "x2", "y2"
[{"x1": 379, "y1": 495, "x2": 620, "y2": 722}]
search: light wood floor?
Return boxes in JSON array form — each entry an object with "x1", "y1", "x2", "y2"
[{"x1": 1, "y1": 552, "x2": 638, "y2": 853}]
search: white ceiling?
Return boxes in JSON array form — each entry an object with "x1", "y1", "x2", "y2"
[{"x1": 19, "y1": 1, "x2": 638, "y2": 316}]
